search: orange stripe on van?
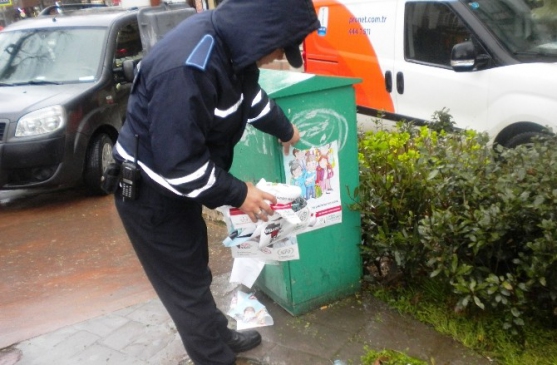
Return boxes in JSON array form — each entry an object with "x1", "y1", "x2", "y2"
[{"x1": 305, "y1": 1, "x2": 394, "y2": 113}]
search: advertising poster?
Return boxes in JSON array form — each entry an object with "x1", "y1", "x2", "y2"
[
  {"x1": 283, "y1": 140, "x2": 342, "y2": 232},
  {"x1": 230, "y1": 236, "x2": 299, "y2": 261},
  {"x1": 228, "y1": 291, "x2": 273, "y2": 330}
]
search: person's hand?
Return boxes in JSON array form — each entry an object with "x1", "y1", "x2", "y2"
[
  {"x1": 280, "y1": 124, "x2": 300, "y2": 155},
  {"x1": 239, "y1": 182, "x2": 277, "y2": 222}
]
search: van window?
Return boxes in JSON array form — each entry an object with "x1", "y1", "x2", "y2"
[
  {"x1": 405, "y1": 2, "x2": 472, "y2": 67},
  {"x1": 467, "y1": 0, "x2": 557, "y2": 62}
]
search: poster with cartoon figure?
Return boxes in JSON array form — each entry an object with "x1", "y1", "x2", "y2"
[{"x1": 283, "y1": 140, "x2": 342, "y2": 232}]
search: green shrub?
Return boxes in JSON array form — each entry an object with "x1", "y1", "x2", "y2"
[{"x1": 354, "y1": 116, "x2": 557, "y2": 334}]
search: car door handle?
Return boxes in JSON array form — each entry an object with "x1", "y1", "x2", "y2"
[
  {"x1": 385, "y1": 71, "x2": 392, "y2": 93},
  {"x1": 396, "y1": 72, "x2": 404, "y2": 94}
]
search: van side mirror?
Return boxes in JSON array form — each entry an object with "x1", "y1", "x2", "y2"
[{"x1": 450, "y1": 41, "x2": 476, "y2": 72}]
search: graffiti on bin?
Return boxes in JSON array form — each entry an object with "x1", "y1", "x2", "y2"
[
  {"x1": 239, "y1": 125, "x2": 274, "y2": 155},
  {"x1": 290, "y1": 108, "x2": 349, "y2": 151},
  {"x1": 238, "y1": 108, "x2": 348, "y2": 154}
]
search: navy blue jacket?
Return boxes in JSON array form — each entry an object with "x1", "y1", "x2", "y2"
[{"x1": 114, "y1": 0, "x2": 319, "y2": 209}]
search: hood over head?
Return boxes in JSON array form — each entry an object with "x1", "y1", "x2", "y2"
[{"x1": 212, "y1": 0, "x2": 319, "y2": 72}]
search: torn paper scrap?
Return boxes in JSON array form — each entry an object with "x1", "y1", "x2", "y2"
[
  {"x1": 230, "y1": 257, "x2": 266, "y2": 288},
  {"x1": 228, "y1": 290, "x2": 274, "y2": 330}
]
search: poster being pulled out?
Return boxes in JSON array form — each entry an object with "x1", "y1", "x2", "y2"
[{"x1": 283, "y1": 140, "x2": 342, "y2": 232}]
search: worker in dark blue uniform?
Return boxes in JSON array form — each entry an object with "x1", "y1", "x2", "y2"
[{"x1": 112, "y1": 0, "x2": 319, "y2": 364}]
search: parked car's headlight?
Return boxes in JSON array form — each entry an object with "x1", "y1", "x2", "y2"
[{"x1": 15, "y1": 106, "x2": 66, "y2": 137}]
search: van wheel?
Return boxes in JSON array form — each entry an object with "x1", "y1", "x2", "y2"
[
  {"x1": 84, "y1": 133, "x2": 114, "y2": 195},
  {"x1": 505, "y1": 131, "x2": 545, "y2": 148}
]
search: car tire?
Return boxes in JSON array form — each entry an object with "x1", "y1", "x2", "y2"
[
  {"x1": 505, "y1": 131, "x2": 545, "y2": 148},
  {"x1": 84, "y1": 133, "x2": 114, "y2": 196}
]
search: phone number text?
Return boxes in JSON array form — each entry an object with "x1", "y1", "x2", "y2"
[{"x1": 348, "y1": 27, "x2": 372, "y2": 35}]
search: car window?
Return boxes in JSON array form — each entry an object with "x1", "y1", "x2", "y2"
[
  {"x1": 0, "y1": 28, "x2": 106, "y2": 84},
  {"x1": 113, "y1": 22, "x2": 143, "y2": 74},
  {"x1": 405, "y1": 2, "x2": 472, "y2": 67}
]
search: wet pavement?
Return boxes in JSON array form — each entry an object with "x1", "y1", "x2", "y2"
[
  {"x1": 0, "y1": 188, "x2": 492, "y2": 365},
  {"x1": 1, "y1": 189, "x2": 145, "y2": 347}
]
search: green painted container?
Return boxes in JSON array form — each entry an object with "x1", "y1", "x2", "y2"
[{"x1": 230, "y1": 69, "x2": 362, "y2": 315}]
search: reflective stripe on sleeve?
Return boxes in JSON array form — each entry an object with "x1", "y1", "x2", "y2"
[
  {"x1": 247, "y1": 100, "x2": 271, "y2": 124},
  {"x1": 215, "y1": 94, "x2": 244, "y2": 118},
  {"x1": 115, "y1": 142, "x2": 216, "y2": 198}
]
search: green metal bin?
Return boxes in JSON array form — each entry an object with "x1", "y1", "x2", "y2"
[{"x1": 230, "y1": 69, "x2": 362, "y2": 316}]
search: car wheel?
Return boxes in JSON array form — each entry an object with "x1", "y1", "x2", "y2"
[
  {"x1": 84, "y1": 133, "x2": 114, "y2": 195},
  {"x1": 505, "y1": 131, "x2": 546, "y2": 148}
]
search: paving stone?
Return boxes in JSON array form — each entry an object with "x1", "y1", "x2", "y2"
[
  {"x1": 113, "y1": 302, "x2": 144, "y2": 317},
  {"x1": 303, "y1": 295, "x2": 368, "y2": 334},
  {"x1": 17, "y1": 326, "x2": 78, "y2": 350},
  {"x1": 100, "y1": 319, "x2": 176, "y2": 360},
  {"x1": 51, "y1": 330, "x2": 101, "y2": 358},
  {"x1": 119, "y1": 323, "x2": 177, "y2": 360},
  {"x1": 146, "y1": 333, "x2": 188, "y2": 365},
  {"x1": 16, "y1": 330, "x2": 99, "y2": 365},
  {"x1": 263, "y1": 344, "x2": 331, "y2": 365},
  {"x1": 260, "y1": 316, "x2": 351, "y2": 359},
  {"x1": 67, "y1": 343, "x2": 148, "y2": 365},
  {"x1": 73, "y1": 313, "x2": 130, "y2": 337},
  {"x1": 124, "y1": 299, "x2": 172, "y2": 327},
  {"x1": 331, "y1": 335, "x2": 370, "y2": 365}
]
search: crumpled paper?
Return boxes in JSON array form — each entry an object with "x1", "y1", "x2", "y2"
[
  {"x1": 227, "y1": 290, "x2": 273, "y2": 330},
  {"x1": 220, "y1": 179, "x2": 312, "y2": 249}
]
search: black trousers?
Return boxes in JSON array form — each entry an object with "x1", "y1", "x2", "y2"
[{"x1": 115, "y1": 183, "x2": 236, "y2": 365}]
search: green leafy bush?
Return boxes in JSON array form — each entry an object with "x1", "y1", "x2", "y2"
[{"x1": 354, "y1": 116, "x2": 557, "y2": 334}]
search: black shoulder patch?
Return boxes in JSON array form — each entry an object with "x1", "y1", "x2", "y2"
[{"x1": 185, "y1": 35, "x2": 215, "y2": 71}]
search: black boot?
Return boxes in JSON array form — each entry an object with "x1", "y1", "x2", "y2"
[{"x1": 226, "y1": 329, "x2": 262, "y2": 353}]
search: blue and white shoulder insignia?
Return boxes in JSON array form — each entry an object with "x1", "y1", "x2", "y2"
[{"x1": 185, "y1": 34, "x2": 215, "y2": 71}]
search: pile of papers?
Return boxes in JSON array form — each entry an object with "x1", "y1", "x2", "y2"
[
  {"x1": 220, "y1": 179, "x2": 310, "y2": 288},
  {"x1": 221, "y1": 142, "x2": 345, "y2": 329},
  {"x1": 222, "y1": 179, "x2": 313, "y2": 251}
]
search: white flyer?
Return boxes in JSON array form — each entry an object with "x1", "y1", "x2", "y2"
[
  {"x1": 229, "y1": 258, "x2": 266, "y2": 288},
  {"x1": 227, "y1": 291, "x2": 273, "y2": 330},
  {"x1": 230, "y1": 236, "x2": 300, "y2": 261}
]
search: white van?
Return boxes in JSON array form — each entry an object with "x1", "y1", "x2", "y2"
[{"x1": 303, "y1": 0, "x2": 557, "y2": 147}]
